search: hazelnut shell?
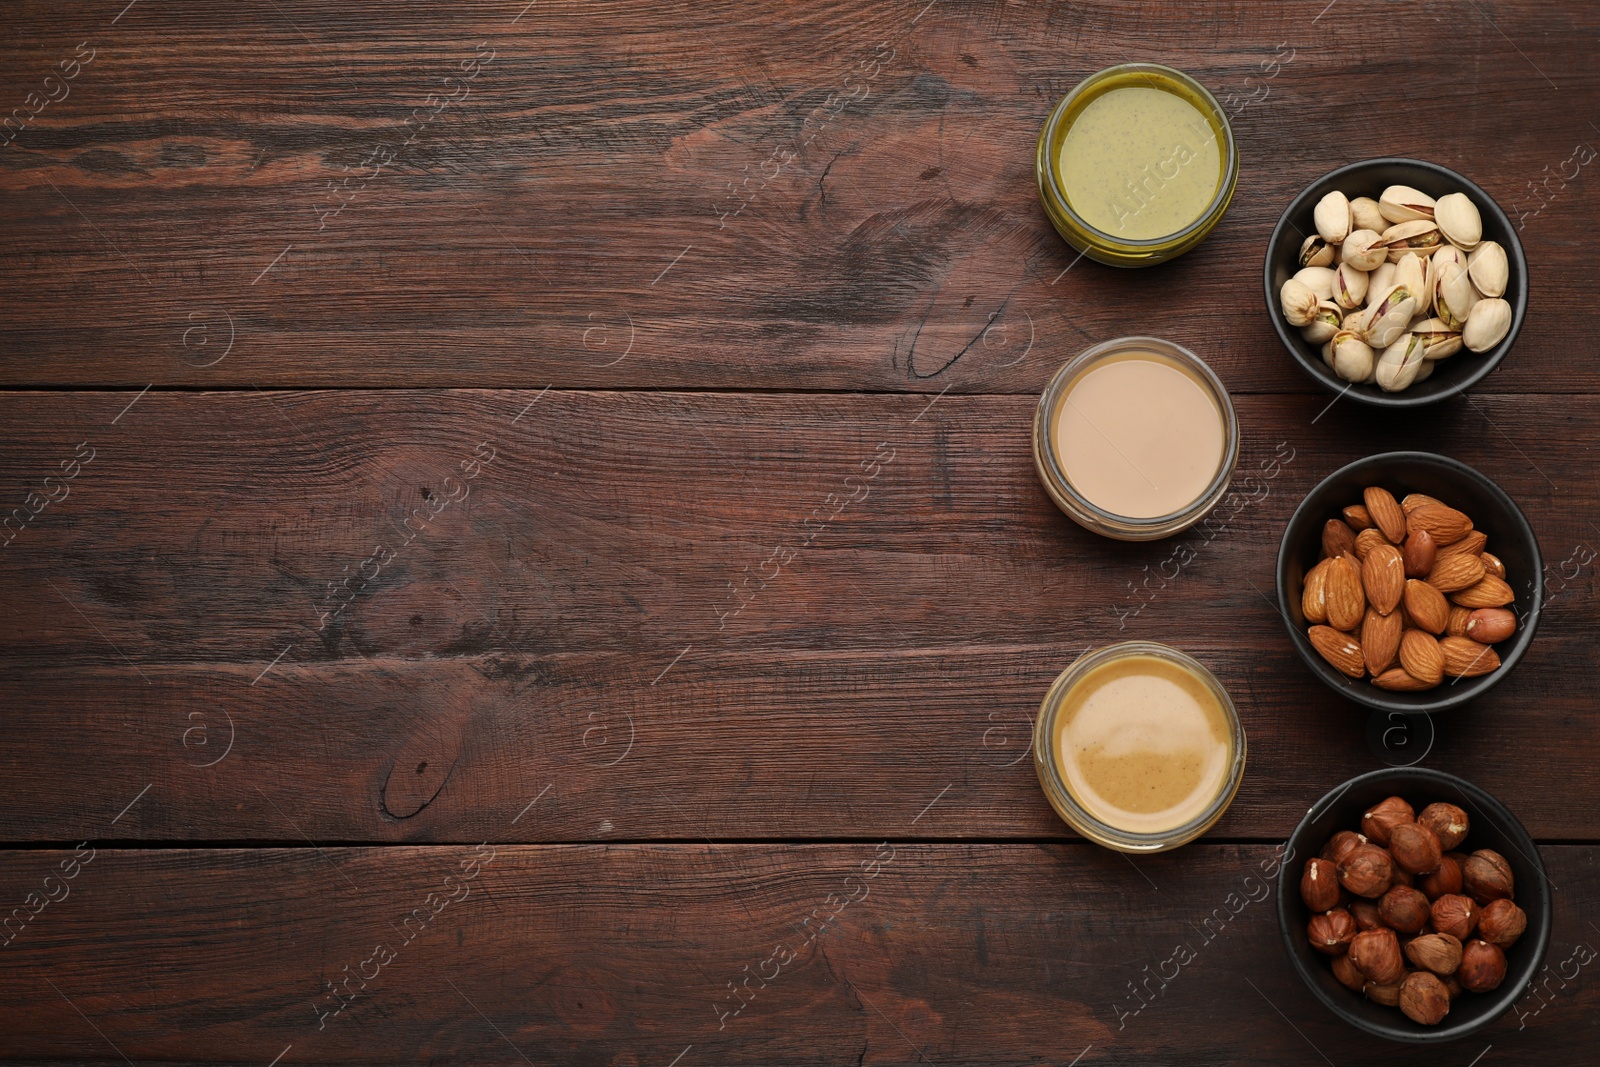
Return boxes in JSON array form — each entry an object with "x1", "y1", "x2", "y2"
[
  {"x1": 1478, "y1": 898, "x2": 1528, "y2": 949},
  {"x1": 1416, "y1": 802, "x2": 1470, "y2": 850},
  {"x1": 1431, "y1": 893, "x2": 1480, "y2": 941},
  {"x1": 1349, "y1": 927, "x2": 1406, "y2": 984},
  {"x1": 1379, "y1": 885, "x2": 1432, "y2": 934},
  {"x1": 1389, "y1": 821, "x2": 1443, "y2": 875},
  {"x1": 1404, "y1": 932, "x2": 1463, "y2": 976},
  {"x1": 1400, "y1": 971, "x2": 1451, "y2": 1025},
  {"x1": 1463, "y1": 849, "x2": 1515, "y2": 903},
  {"x1": 1418, "y1": 854, "x2": 1464, "y2": 900},
  {"x1": 1360, "y1": 796, "x2": 1415, "y2": 846},
  {"x1": 1459, "y1": 938, "x2": 1508, "y2": 993},
  {"x1": 1349, "y1": 900, "x2": 1384, "y2": 931},
  {"x1": 1301, "y1": 858, "x2": 1342, "y2": 912},
  {"x1": 1308, "y1": 908, "x2": 1358, "y2": 956},
  {"x1": 1321, "y1": 830, "x2": 1368, "y2": 865},
  {"x1": 1338, "y1": 844, "x2": 1394, "y2": 899},
  {"x1": 1331, "y1": 952, "x2": 1366, "y2": 992}
]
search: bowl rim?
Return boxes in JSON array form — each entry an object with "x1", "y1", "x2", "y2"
[
  {"x1": 1274, "y1": 450, "x2": 1544, "y2": 713},
  {"x1": 1262, "y1": 157, "x2": 1528, "y2": 408},
  {"x1": 1276, "y1": 766, "x2": 1553, "y2": 1044}
]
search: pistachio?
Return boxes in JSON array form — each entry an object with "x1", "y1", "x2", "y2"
[
  {"x1": 1434, "y1": 192, "x2": 1482, "y2": 251},
  {"x1": 1412, "y1": 318, "x2": 1464, "y2": 360},
  {"x1": 1341, "y1": 229, "x2": 1387, "y2": 271},
  {"x1": 1462, "y1": 298, "x2": 1512, "y2": 352},
  {"x1": 1366, "y1": 284, "x2": 1418, "y2": 349},
  {"x1": 1377, "y1": 219, "x2": 1443, "y2": 262},
  {"x1": 1303, "y1": 301, "x2": 1345, "y2": 344},
  {"x1": 1414, "y1": 358, "x2": 1435, "y2": 382},
  {"x1": 1321, "y1": 337, "x2": 1336, "y2": 370},
  {"x1": 1432, "y1": 244, "x2": 1467, "y2": 276},
  {"x1": 1334, "y1": 262, "x2": 1369, "y2": 309},
  {"x1": 1394, "y1": 253, "x2": 1428, "y2": 317},
  {"x1": 1435, "y1": 263, "x2": 1478, "y2": 331},
  {"x1": 1379, "y1": 184, "x2": 1437, "y2": 224},
  {"x1": 1300, "y1": 234, "x2": 1336, "y2": 269},
  {"x1": 1315, "y1": 190, "x2": 1354, "y2": 243},
  {"x1": 1295, "y1": 266, "x2": 1338, "y2": 302},
  {"x1": 1376, "y1": 333, "x2": 1427, "y2": 392},
  {"x1": 1369, "y1": 261, "x2": 1397, "y2": 299},
  {"x1": 1333, "y1": 330, "x2": 1377, "y2": 383},
  {"x1": 1351, "y1": 195, "x2": 1387, "y2": 234},
  {"x1": 1468, "y1": 241, "x2": 1508, "y2": 298},
  {"x1": 1280, "y1": 278, "x2": 1320, "y2": 327}
]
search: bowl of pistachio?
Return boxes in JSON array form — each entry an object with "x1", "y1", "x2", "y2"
[{"x1": 1263, "y1": 158, "x2": 1527, "y2": 407}]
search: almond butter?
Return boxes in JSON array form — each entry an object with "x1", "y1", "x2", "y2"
[
  {"x1": 1362, "y1": 544, "x2": 1405, "y2": 615},
  {"x1": 1311, "y1": 625, "x2": 1367, "y2": 678},
  {"x1": 1450, "y1": 575, "x2": 1515, "y2": 609},
  {"x1": 1436, "y1": 530, "x2": 1488, "y2": 559},
  {"x1": 1408, "y1": 504, "x2": 1473, "y2": 546},
  {"x1": 1344, "y1": 503, "x2": 1373, "y2": 531},
  {"x1": 1446, "y1": 606, "x2": 1472, "y2": 637},
  {"x1": 1440, "y1": 636, "x2": 1501, "y2": 677},
  {"x1": 1354, "y1": 527, "x2": 1388, "y2": 561},
  {"x1": 1326, "y1": 554, "x2": 1367, "y2": 631},
  {"x1": 1403, "y1": 530, "x2": 1437, "y2": 579},
  {"x1": 1464, "y1": 608, "x2": 1517, "y2": 644},
  {"x1": 1303, "y1": 559, "x2": 1331, "y2": 624},
  {"x1": 1365, "y1": 487, "x2": 1408, "y2": 543},
  {"x1": 1363, "y1": 607, "x2": 1402, "y2": 675},
  {"x1": 1402, "y1": 493, "x2": 1445, "y2": 514},
  {"x1": 1480, "y1": 551, "x2": 1506, "y2": 579},
  {"x1": 1428, "y1": 553, "x2": 1487, "y2": 593},
  {"x1": 1323, "y1": 518, "x2": 1358, "y2": 559},
  {"x1": 1373, "y1": 667, "x2": 1436, "y2": 691},
  {"x1": 1403, "y1": 579, "x2": 1451, "y2": 634},
  {"x1": 1399, "y1": 629, "x2": 1446, "y2": 686}
]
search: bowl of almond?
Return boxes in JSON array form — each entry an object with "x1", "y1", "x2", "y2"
[{"x1": 1276, "y1": 452, "x2": 1542, "y2": 712}]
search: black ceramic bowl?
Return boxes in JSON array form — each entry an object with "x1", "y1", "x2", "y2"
[
  {"x1": 1278, "y1": 768, "x2": 1551, "y2": 1044},
  {"x1": 1264, "y1": 158, "x2": 1527, "y2": 407},
  {"x1": 1277, "y1": 452, "x2": 1541, "y2": 714}
]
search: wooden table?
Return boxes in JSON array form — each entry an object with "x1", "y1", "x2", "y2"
[{"x1": 3, "y1": 2, "x2": 1597, "y2": 1063}]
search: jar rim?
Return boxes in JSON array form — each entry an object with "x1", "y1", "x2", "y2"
[{"x1": 1033, "y1": 641, "x2": 1247, "y2": 852}]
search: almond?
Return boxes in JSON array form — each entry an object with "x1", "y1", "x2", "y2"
[
  {"x1": 1428, "y1": 553, "x2": 1487, "y2": 593},
  {"x1": 1480, "y1": 551, "x2": 1506, "y2": 579},
  {"x1": 1437, "y1": 530, "x2": 1488, "y2": 559},
  {"x1": 1402, "y1": 530, "x2": 1437, "y2": 579},
  {"x1": 1325, "y1": 555, "x2": 1367, "y2": 631},
  {"x1": 1323, "y1": 518, "x2": 1358, "y2": 559},
  {"x1": 1355, "y1": 527, "x2": 1388, "y2": 561},
  {"x1": 1464, "y1": 608, "x2": 1517, "y2": 644},
  {"x1": 1399, "y1": 629, "x2": 1446, "y2": 686},
  {"x1": 1373, "y1": 667, "x2": 1436, "y2": 691},
  {"x1": 1363, "y1": 607, "x2": 1402, "y2": 675},
  {"x1": 1440, "y1": 636, "x2": 1501, "y2": 677},
  {"x1": 1365, "y1": 487, "x2": 1408, "y2": 543},
  {"x1": 1302, "y1": 559, "x2": 1331, "y2": 624},
  {"x1": 1402, "y1": 493, "x2": 1445, "y2": 514},
  {"x1": 1362, "y1": 544, "x2": 1405, "y2": 615},
  {"x1": 1408, "y1": 504, "x2": 1473, "y2": 546},
  {"x1": 1450, "y1": 575, "x2": 1515, "y2": 609},
  {"x1": 1446, "y1": 606, "x2": 1472, "y2": 637},
  {"x1": 1310, "y1": 625, "x2": 1367, "y2": 678},
  {"x1": 1403, "y1": 579, "x2": 1451, "y2": 634},
  {"x1": 1343, "y1": 504, "x2": 1373, "y2": 531}
]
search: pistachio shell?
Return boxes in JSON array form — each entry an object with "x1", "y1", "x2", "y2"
[
  {"x1": 1369, "y1": 261, "x2": 1397, "y2": 299},
  {"x1": 1435, "y1": 263, "x2": 1478, "y2": 330},
  {"x1": 1379, "y1": 184, "x2": 1437, "y2": 224},
  {"x1": 1394, "y1": 253, "x2": 1427, "y2": 314},
  {"x1": 1366, "y1": 285, "x2": 1418, "y2": 349},
  {"x1": 1294, "y1": 266, "x2": 1338, "y2": 302},
  {"x1": 1434, "y1": 192, "x2": 1483, "y2": 251},
  {"x1": 1333, "y1": 262, "x2": 1369, "y2": 309},
  {"x1": 1468, "y1": 241, "x2": 1508, "y2": 298},
  {"x1": 1300, "y1": 234, "x2": 1336, "y2": 269},
  {"x1": 1351, "y1": 196, "x2": 1388, "y2": 234},
  {"x1": 1413, "y1": 317, "x2": 1464, "y2": 360},
  {"x1": 1321, "y1": 338, "x2": 1336, "y2": 369},
  {"x1": 1315, "y1": 190, "x2": 1353, "y2": 243},
  {"x1": 1341, "y1": 229, "x2": 1387, "y2": 271},
  {"x1": 1333, "y1": 331, "x2": 1376, "y2": 383},
  {"x1": 1413, "y1": 358, "x2": 1435, "y2": 382},
  {"x1": 1377, "y1": 219, "x2": 1443, "y2": 262},
  {"x1": 1432, "y1": 244, "x2": 1467, "y2": 275},
  {"x1": 1303, "y1": 301, "x2": 1345, "y2": 344},
  {"x1": 1376, "y1": 333, "x2": 1426, "y2": 392},
  {"x1": 1462, "y1": 298, "x2": 1512, "y2": 352},
  {"x1": 1280, "y1": 278, "x2": 1320, "y2": 326}
]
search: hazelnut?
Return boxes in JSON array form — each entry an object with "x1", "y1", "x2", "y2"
[
  {"x1": 1400, "y1": 971, "x2": 1452, "y2": 1026},
  {"x1": 1417, "y1": 802, "x2": 1470, "y2": 850},
  {"x1": 1418, "y1": 854, "x2": 1464, "y2": 900},
  {"x1": 1331, "y1": 952, "x2": 1366, "y2": 991},
  {"x1": 1361, "y1": 796, "x2": 1415, "y2": 846},
  {"x1": 1338, "y1": 844, "x2": 1394, "y2": 898},
  {"x1": 1349, "y1": 900, "x2": 1384, "y2": 931},
  {"x1": 1443, "y1": 974, "x2": 1464, "y2": 1000},
  {"x1": 1380, "y1": 885, "x2": 1432, "y2": 933},
  {"x1": 1350, "y1": 927, "x2": 1406, "y2": 984},
  {"x1": 1388, "y1": 864, "x2": 1415, "y2": 888},
  {"x1": 1389, "y1": 822, "x2": 1443, "y2": 875},
  {"x1": 1430, "y1": 893, "x2": 1480, "y2": 941},
  {"x1": 1459, "y1": 939, "x2": 1509, "y2": 993},
  {"x1": 1301, "y1": 858, "x2": 1342, "y2": 912},
  {"x1": 1308, "y1": 908, "x2": 1358, "y2": 955},
  {"x1": 1463, "y1": 849, "x2": 1515, "y2": 903},
  {"x1": 1364, "y1": 974, "x2": 1407, "y2": 1007},
  {"x1": 1478, "y1": 899, "x2": 1528, "y2": 949},
  {"x1": 1404, "y1": 932, "x2": 1463, "y2": 976},
  {"x1": 1321, "y1": 830, "x2": 1368, "y2": 865}
]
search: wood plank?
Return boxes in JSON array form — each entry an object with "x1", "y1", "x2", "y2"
[
  {"x1": 2, "y1": 844, "x2": 1595, "y2": 1064},
  {"x1": 0, "y1": 0, "x2": 1595, "y2": 391},
  {"x1": 3, "y1": 389, "x2": 1597, "y2": 840}
]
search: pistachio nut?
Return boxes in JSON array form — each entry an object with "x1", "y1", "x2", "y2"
[
  {"x1": 1366, "y1": 284, "x2": 1417, "y2": 349},
  {"x1": 1412, "y1": 317, "x2": 1464, "y2": 360},
  {"x1": 1315, "y1": 190, "x2": 1353, "y2": 243},
  {"x1": 1341, "y1": 229, "x2": 1387, "y2": 271},
  {"x1": 1332, "y1": 330, "x2": 1377, "y2": 383},
  {"x1": 1379, "y1": 184, "x2": 1437, "y2": 224},
  {"x1": 1280, "y1": 277, "x2": 1320, "y2": 326},
  {"x1": 1303, "y1": 300, "x2": 1345, "y2": 344},
  {"x1": 1294, "y1": 266, "x2": 1338, "y2": 302},
  {"x1": 1333, "y1": 262, "x2": 1369, "y2": 309},
  {"x1": 1462, "y1": 297, "x2": 1512, "y2": 352},
  {"x1": 1435, "y1": 262, "x2": 1478, "y2": 330},
  {"x1": 1377, "y1": 219, "x2": 1444, "y2": 262},
  {"x1": 1468, "y1": 240, "x2": 1508, "y2": 298},
  {"x1": 1300, "y1": 234, "x2": 1336, "y2": 269},
  {"x1": 1376, "y1": 333, "x2": 1427, "y2": 392},
  {"x1": 1434, "y1": 192, "x2": 1482, "y2": 251},
  {"x1": 1351, "y1": 196, "x2": 1387, "y2": 234}
]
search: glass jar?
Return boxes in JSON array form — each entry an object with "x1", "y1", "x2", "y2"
[
  {"x1": 1036, "y1": 63, "x2": 1238, "y2": 267},
  {"x1": 1034, "y1": 642, "x2": 1246, "y2": 853},
  {"x1": 1033, "y1": 335, "x2": 1239, "y2": 541}
]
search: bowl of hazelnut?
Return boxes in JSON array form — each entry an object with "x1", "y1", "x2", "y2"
[
  {"x1": 1275, "y1": 451, "x2": 1542, "y2": 713},
  {"x1": 1277, "y1": 767, "x2": 1551, "y2": 1043}
]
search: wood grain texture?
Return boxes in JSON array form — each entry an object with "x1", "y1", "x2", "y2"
[
  {"x1": 2, "y1": 844, "x2": 1597, "y2": 1065},
  {"x1": 1, "y1": 0, "x2": 1597, "y2": 391}
]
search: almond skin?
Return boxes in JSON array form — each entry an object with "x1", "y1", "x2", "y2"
[
  {"x1": 1451, "y1": 575, "x2": 1515, "y2": 609},
  {"x1": 1407, "y1": 504, "x2": 1473, "y2": 546},
  {"x1": 1302, "y1": 559, "x2": 1331, "y2": 624},
  {"x1": 1343, "y1": 503, "x2": 1373, "y2": 530},
  {"x1": 1354, "y1": 527, "x2": 1388, "y2": 561},
  {"x1": 1323, "y1": 518, "x2": 1358, "y2": 559},
  {"x1": 1436, "y1": 529, "x2": 1488, "y2": 559},
  {"x1": 1480, "y1": 551, "x2": 1506, "y2": 579},
  {"x1": 1401, "y1": 493, "x2": 1444, "y2": 514},
  {"x1": 1325, "y1": 555, "x2": 1367, "y2": 631},
  {"x1": 1440, "y1": 636, "x2": 1501, "y2": 677},
  {"x1": 1403, "y1": 579, "x2": 1451, "y2": 634},
  {"x1": 1362, "y1": 607, "x2": 1402, "y2": 675},
  {"x1": 1399, "y1": 630, "x2": 1446, "y2": 685},
  {"x1": 1310, "y1": 625, "x2": 1366, "y2": 678},
  {"x1": 1373, "y1": 667, "x2": 1436, "y2": 691},
  {"x1": 1365, "y1": 487, "x2": 1408, "y2": 543},
  {"x1": 1427, "y1": 553, "x2": 1487, "y2": 593},
  {"x1": 1403, "y1": 529, "x2": 1437, "y2": 578},
  {"x1": 1446, "y1": 606, "x2": 1472, "y2": 637},
  {"x1": 1464, "y1": 608, "x2": 1517, "y2": 644},
  {"x1": 1363, "y1": 544, "x2": 1405, "y2": 615}
]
